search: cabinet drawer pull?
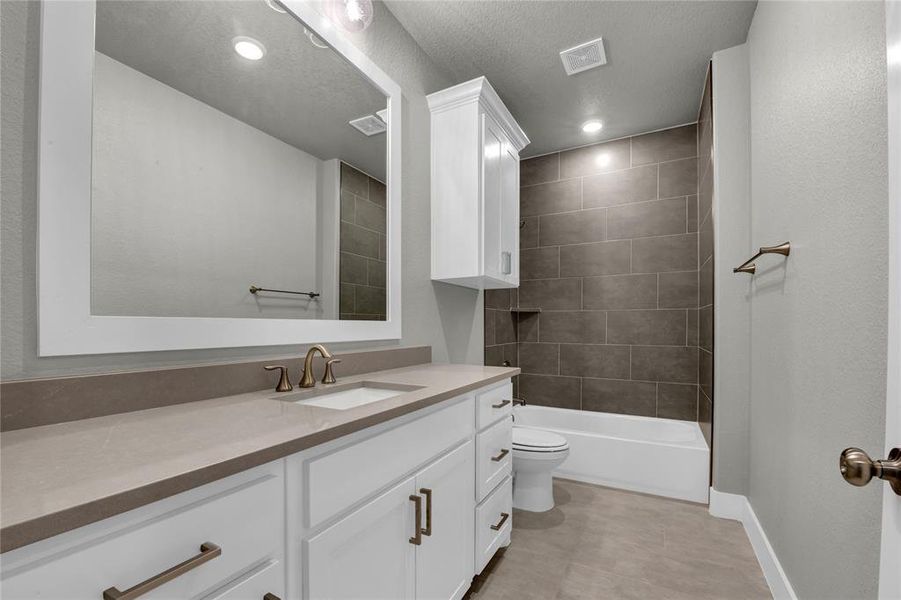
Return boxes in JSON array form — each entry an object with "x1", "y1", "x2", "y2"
[
  {"x1": 491, "y1": 399, "x2": 511, "y2": 409},
  {"x1": 491, "y1": 449, "x2": 510, "y2": 462},
  {"x1": 102, "y1": 542, "x2": 221, "y2": 600},
  {"x1": 490, "y1": 512, "x2": 510, "y2": 531},
  {"x1": 420, "y1": 488, "x2": 433, "y2": 536},
  {"x1": 409, "y1": 495, "x2": 423, "y2": 545}
]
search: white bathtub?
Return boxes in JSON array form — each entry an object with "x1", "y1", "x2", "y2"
[{"x1": 514, "y1": 405, "x2": 710, "y2": 503}]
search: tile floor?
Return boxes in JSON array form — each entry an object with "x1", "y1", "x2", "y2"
[{"x1": 465, "y1": 479, "x2": 771, "y2": 600}]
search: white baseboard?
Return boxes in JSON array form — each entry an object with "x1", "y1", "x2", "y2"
[{"x1": 708, "y1": 488, "x2": 798, "y2": 600}]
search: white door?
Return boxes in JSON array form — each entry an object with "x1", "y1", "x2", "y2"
[
  {"x1": 482, "y1": 114, "x2": 504, "y2": 284},
  {"x1": 306, "y1": 476, "x2": 417, "y2": 600},
  {"x1": 880, "y1": 2, "x2": 901, "y2": 597},
  {"x1": 415, "y1": 441, "x2": 475, "y2": 600}
]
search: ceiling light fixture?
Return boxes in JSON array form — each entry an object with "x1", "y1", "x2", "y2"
[
  {"x1": 325, "y1": 0, "x2": 374, "y2": 32},
  {"x1": 582, "y1": 120, "x2": 603, "y2": 133},
  {"x1": 233, "y1": 36, "x2": 266, "y2": 61}
]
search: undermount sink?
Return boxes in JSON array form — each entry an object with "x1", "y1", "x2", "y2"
[{"x1": 273, "y1": 381, "x2": 423, "y2": 410}]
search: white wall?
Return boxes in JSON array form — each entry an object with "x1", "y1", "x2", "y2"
[
  {"x1": 91, "y1": 53, "x2": 325, "y2": 320},
  {"x1": 712, "y1": 2, "x2": 889, "y2": 597},
  {"x1": 711, "y1": 43, "x2": 751, "y2": 497},
  {"x1": 0, "y1": 1, "x2": 480, "y2": 379}
]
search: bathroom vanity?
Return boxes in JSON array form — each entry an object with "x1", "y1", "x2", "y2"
[{"x1": 0, "y1": 366, "x2": 516, "y2": 600}]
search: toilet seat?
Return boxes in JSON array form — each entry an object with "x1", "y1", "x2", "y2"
[{"x1": 512, "y1": 427, "x2": 569, "y2": 453}]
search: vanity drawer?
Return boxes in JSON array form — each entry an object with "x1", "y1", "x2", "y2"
[
  {"x1": 475, "y1": 381, "x2": 513, "y2": 431},
  {"x1": 476, "y1": 416, "x2": 512, "y2": 501},
  {"x1": 1, "y1": 466, "x2": 284, "y2": 600},
  {"x1": 306, "y1": 396, "x2": 474, "y2": 528},
  {"x1": 475, "y1": 476, "x2": 512, "y2": 574}
]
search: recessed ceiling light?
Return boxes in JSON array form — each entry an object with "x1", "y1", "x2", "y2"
[
  {"x1": 233, "y1": 36, "x2": 266, "y2": 61},
  {"x1": 582, "y1": 120, "x2": 603, "y2": 133}
]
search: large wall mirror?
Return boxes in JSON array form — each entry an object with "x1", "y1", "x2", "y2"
[{"x1": 38, "y1": 0, "x2": 402, "y2": 355}]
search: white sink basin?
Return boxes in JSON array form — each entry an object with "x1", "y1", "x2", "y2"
[{"x1": 275, "y1": 382, "x2": 421, "y2": 410}]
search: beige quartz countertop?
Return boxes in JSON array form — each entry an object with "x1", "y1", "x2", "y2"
[{"x1": 0, "y1": 363, "x2": 518, "y2": 553}]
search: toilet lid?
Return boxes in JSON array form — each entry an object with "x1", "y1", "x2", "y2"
[{"x1": 513, "y1": 427, "x2": 569, "y2": 452}]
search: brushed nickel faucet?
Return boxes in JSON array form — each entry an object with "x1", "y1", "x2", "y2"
[{"x1": 299, "y1": 344, "x2": 333, "y2": 388}]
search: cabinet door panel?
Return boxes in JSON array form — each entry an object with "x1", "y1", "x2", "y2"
[
  {"x1": 415, "y1": 441, "x2": 475, "y2": 600},
  {"x1": 306, "y1": 477, "x2": 416, "y2": 600},
  {"x1": 482, "y1": 114, "x2": 504, "y2": 282},
  {"x1": 500, "y1": 141, "x2": 520, "y2": 285}
]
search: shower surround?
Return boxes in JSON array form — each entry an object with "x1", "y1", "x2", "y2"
[{"x1": 485, "y1": 124, "x2": 703, "y2": 425}]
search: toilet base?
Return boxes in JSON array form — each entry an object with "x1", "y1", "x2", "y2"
[{"x1": 512, "y1": 470, "x2": 555, "y2": 512}]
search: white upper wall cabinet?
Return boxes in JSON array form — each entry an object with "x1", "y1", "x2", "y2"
[{"x1": 428, "y1": 78, "x2": 529, "y2": 289}]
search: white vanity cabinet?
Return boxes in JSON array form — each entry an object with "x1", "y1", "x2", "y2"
[
  {"x1": 428, "y1": 77, "x2": 529, "y2": 290},
  {"x1": 0, "y1": 379, "x2": 514, "y2": 600}
]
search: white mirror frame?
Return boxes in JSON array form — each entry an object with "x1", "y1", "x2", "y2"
[{"x1": 37, "y1": 0, "x2": 402, "y2": 356}]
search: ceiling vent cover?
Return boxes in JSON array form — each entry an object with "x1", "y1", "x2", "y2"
[
  {"x1": 559, "y1": 37, "x2": 607, "y2": 76},
  {"x1": 349, "y1": 115, "x2": 386, "y2": 136}
]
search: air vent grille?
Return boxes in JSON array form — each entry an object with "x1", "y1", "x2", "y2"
[
  {"x1": 559, "y1": 37, "x2": 607, "y2": 76},
  {"x1": 349, "y1": 115, "x2": 386, "y2": 136}
]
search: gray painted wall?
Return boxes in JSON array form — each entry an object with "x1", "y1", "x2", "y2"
[
  {"x1": 711, "y1": 43, "x2": 751, "y2": 496},
  {"x1": 0, "y1": 1, "x2": 481, "y2": 380},
  {"x1": 91, "y1": 53, "x2": 325, "y2": 320},
  {"x1": 745, "y1": 2, "x2": 888, "y2": 597}
]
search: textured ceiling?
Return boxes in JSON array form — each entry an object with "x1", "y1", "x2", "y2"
[
  {"x1": 385, "y1": 0, "x2": 757, "y2": 157},
  {"x1": 95, "y1": 0, "x2": 387, "y2": 180}
]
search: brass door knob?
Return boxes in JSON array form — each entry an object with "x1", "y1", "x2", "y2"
[{"x1": 839, "y1": 447, "x2": 901, "y2": 495}]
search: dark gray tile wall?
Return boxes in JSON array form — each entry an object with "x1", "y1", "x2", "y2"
[
  {"x1": 697, "y1": 68, "x2": 714, "y2": 446},
  {"x1": 339, "y1": 163, "x2": 387, "y2": 320},
  {"x1": 485, "y1": 124, "x2": 701, "y2": 421}
]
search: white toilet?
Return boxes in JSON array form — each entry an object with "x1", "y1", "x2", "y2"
[{"x1": 511, "y1": 426, "x2": 570, "y2": 512}]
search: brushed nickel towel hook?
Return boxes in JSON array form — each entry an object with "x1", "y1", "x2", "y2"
[{"x1": 733, "y1": 242, "x2": 791, "y2": 275}]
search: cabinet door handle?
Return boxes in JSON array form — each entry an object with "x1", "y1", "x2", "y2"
[
  {"x1": 490, "y1": 512, "x2": 510, "y2": 531},
  {"x1": 491, "y1": 399, "x2": 511, "y2": 409},
  {"x1": 419, "y1": 488, "x2": 433, "y2": 536},
  {"x1": 409, "y1": 495, "x2": 423, "y2": 545},
  {"x1": 102, "y1": 542, "x2": 221, "y2": 600},
  {"x1": 491, "y1": 449, "x2": 510, "y2": 462}
]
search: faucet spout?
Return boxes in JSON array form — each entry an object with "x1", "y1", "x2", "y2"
[{"x1": 299, "y1": 344, "x2": 332, "y2": 388}]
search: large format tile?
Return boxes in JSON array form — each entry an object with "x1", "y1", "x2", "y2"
[
  {"x1": 354, "y1": 197, "x2": 386, "y2": 233},
  {"x1": 369, "y1": 178, "x2": 386, "y2": 208},
  {"x1": 339, "y1": 252, "x2": 368, "y2": 285},
  {"x1": 485, "y1": 288, "x2": 512, "y2": 309},
  {"x1": 539, "y1": 311, "x2": 606, "y2": 344},
  {"x1": 520, "y1": 153, "x2": 560, "y2": 186},
  {"x1": 658, "y1": 270, "x2": 699, "y2": 308},
  {"x1": 658, "y1": 157, "x2": 698, "y2": 198},
  {"x1": 631, "y1": 346, "x2": 698, "y2": 383},
  {"x1": 607, "y1": 310, "x2": 687, "y2": 345},
  {"x1": 631, "y1": 124, "x2": 698, "y2": 166},
  {"x1": 583, "y1": 165, "x2": 658, "y2": 208},
  {"x1": 632, "y1": 233, "x2": 698, "y2": 273},
  {"x1": 657, "y1": 383, "x2": 698, "y2": 421},
  {"x1": 607, "y1": 197, "x2": 688, "y2": 240},
  {"x1": 582, "y1": 273, "x2": 657, "y2": 310},
  {"x1": 354, "y1": 285, "x2": 385, "y2": 315},
  {"x1": 367, "y1": 259, "x2": 386, "y2": 288},
  {"x1": 518, "y1": 279, "x2": 581, "y2": 311},
  {"x1": 495, "y1": 310, "x2": 517, "y2": 345},
  {"x1": 518, "y1": 374, "x2": 581, "y2": 409},
  {"x1": 559, "y1": 240, "x2": 631, "y2": 277},
  {"x1": 582, "y1": 378, "x2": 657, "y2": 416},
  {"x1": 520, "y1": 247, "x2": 560, "y2": 280},
  {"x1": 539, "y1": 209, "x2": 606, "y2": 246},
  {"x1": 699, "y1": 305, "x2": 713, "y2": 352},
  {"x1": 560, "y1": 137, "x2": 631, "y2": 178},
  {"x1": 519, "y1": 343, "x2": 560, "y2": 375},
  {"x1": 340, "y1": 221, "x2": 380, "y2": 258},
  {"x1": 340, "y1": 163, "x2": 369, "y2": 198},
  {"x1": 559, "y1": 344, "x2": 631, "y2": 379},
  {"x1": 520, "y1": 216, "x2": 539, "y2": 249},
  {"x1": 521, "y1": 179, "x2": 581, "y2": 217}
]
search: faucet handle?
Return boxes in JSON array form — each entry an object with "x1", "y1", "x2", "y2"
[
  {"x1": 322, "y1": 359, "x2": 342, "y2": 384},
  {"x1": 264, "y1": 365, "x2": 293, "y2": 392}
]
